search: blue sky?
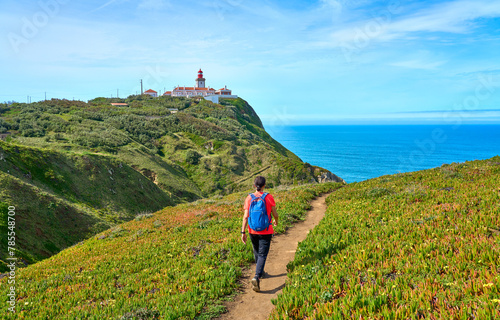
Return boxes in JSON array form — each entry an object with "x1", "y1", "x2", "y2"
[{"x1": 1, "y1": 0, "x2": 500, "y2": 125}]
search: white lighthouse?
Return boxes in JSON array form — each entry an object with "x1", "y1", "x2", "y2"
[{"x1": 195, "y1": 69, "x2": 206, "y2": 88}]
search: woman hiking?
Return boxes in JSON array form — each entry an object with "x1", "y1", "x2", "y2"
[{"x1": 240, "y1": 176, "x2": 279, "y2": 292}]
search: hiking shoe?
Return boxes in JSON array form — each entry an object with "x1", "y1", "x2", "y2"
[{"x1": 251, "y1": 277, "x2": 260, "y2": 292}]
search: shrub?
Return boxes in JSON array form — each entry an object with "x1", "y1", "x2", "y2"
[
  {"x1": 71, "y1": 126, "x2": 130, "y2": 148},
  {"x1": 0, "y1": 119, "x2": 11, "y2": 130},
  {"x1": 185, "y1": 150, "x2": 202, "y2": 165},
  {"x1": 120, "y1": 308, "x2": 160, "y2": 320}
]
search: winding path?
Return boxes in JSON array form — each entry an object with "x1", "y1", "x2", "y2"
[{"x1": 217, "y1": 193, "x2": 330, "y2": 320}]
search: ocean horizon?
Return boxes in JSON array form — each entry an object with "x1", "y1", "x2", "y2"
[{"x1": 266, "y1": 124, "x2": 500, "y2": 183}]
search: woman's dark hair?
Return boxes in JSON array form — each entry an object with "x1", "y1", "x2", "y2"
[{"x1": 254, "y1": 176, "x2": 266, "y2": 191}]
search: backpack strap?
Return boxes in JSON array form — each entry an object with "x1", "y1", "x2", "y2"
[
  {"x1": 261, "y1": 193, "x2": 270, "y2": 230},
  {"x1": 260, "y1": 193, "x2": 270, "y2": 229},
  {"x1": 249, "y1": 193, "x2": 257, "y2": 200}
]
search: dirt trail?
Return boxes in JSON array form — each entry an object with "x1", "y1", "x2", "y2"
[{"x1": 217, "y1": 193, "x2": 330, "y2": 320}]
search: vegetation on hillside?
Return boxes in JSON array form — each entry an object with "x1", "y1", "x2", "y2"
[
  {"x1": 271, "y1": 157, "x2": 500, "y2": 319},
  {"x1": 0, "y1": 140, "x2": 177, "y2": 269},
  {"x1": 0, "y1": 183, "x2": 341, "y2": 319},
  {"x1": 0, "y1": 96, "x2": 333, "y2": 197},
  {"x1": 0, "y1": 96, "x2": 340, "y2": 266}
]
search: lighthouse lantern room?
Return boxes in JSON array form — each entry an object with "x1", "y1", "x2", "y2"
[{"x1": 195, "y1": 69, "x2": 206, "y2": 88}]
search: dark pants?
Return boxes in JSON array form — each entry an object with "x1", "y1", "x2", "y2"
[{"x1": 249, "y1": 234, "x2": 272, "y2": 279}]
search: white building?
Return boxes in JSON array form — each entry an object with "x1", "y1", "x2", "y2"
[
  {"x1": 163, "y1": 69, "x2": 237, "y2": 103},
  {"x1": 144, "y1": 89, "x2": 158, "y2": 97}
]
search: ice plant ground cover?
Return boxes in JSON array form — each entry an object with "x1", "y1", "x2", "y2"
[
  {"x1": 0, "y1": 182, "x2": 341, "y2": 319},
  {"x1": 271, "y1": 157, "x2": 500, "y2": 319}
]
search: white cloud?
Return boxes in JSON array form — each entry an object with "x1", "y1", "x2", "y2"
[
  {"x1": 320, "y1": 0, "x2": 343, "y2": 18},
  {"x1": 390, "y1": 0, "x2": 500, "y2": 33},
  {"x1": 390, "y1": 59, "x2": 447, "y2": 70},
  {"x1": 88, "y1": 0, "x2": 121, "y2": 13},
  {"x1": 138, "y1": 0, "x2": 170, "y2": 10},
  {"x1": 322, "y1": 0, "x2": 500, "y2": 47}
]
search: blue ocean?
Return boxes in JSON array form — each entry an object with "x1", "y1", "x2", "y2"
[{"x1": 266, "y1": 125, "x2": 500, "y2": 183}]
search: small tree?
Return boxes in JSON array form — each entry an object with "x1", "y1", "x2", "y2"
[{"x1": 185, "y1": 150, "x2": 202, "y2": 165}]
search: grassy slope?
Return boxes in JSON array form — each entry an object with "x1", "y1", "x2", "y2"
[
  {"x1": 271, "y1": 157, "x2": 500, "y2": 319},
  {"x1": 0, "y1": 96, "x2": 340, "y2": 267},
  {"x1": 0, "y1": 141, "x2": 182, "y2": 270},
  {"x1": 0, "y1": 183, "x2": 342, "y2": 319},
  {"x1": 0, "y1": 172, "x2": 101, "y2": 267},
  {"x1": 0, "y1": 141, "x2": 175, "y2": 217},
  {"x1": 1, "y1": 97, "x2": 334, "y2": 196},
  {"x1": 158, "y1": 98, "x2": 331, "y2": 194},
  {"x1": 0, "y1": 96, "x2": 335, "y2": 197}
]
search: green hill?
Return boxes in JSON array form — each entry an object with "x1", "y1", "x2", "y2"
[
  {"x1": 0, "y1": 96, "x2": 342, "y2": 269},
  {"x1": 271, "y1": 157, "x2": 500, "y2": 319}
]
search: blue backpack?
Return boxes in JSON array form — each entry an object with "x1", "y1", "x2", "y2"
[{"x1": 248, "y1": 193, "x2": 270, "y2": 232}]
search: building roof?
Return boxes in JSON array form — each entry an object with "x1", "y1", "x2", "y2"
[
  {"x1": 174, "y1": 87, "x2": 195, "y2": 90},
  {"x1": 111, "y1": 103, "x2": 128, "y2": 106},
  {"x1": 144, "y1": 89, "x2": 157, "y2": 93},
  {"x1": 174, "y1": 87, "x2": 216, "y2": 91}
]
